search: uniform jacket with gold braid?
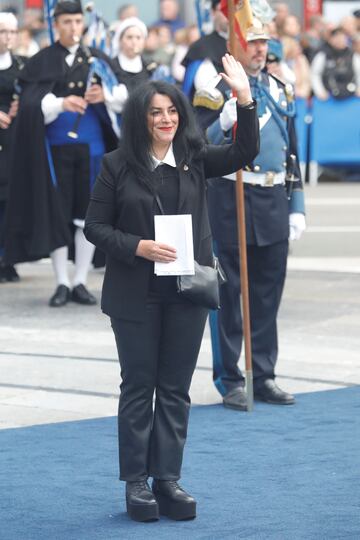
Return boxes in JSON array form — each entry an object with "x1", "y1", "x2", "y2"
[{"x1": 195, "y1": 71, "x2": 305, "y2": 247}]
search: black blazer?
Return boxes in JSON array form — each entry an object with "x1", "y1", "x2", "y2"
[{"x1": 84, "y1": 105, "x2": 259, "y2": 321}]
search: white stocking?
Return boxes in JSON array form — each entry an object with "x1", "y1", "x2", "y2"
[
  {"x1": 73, "y1": 226, "x2": 95, "y2": 287},
  {"x1": 50, "y1": 246, "x2": 70, "y2": 287}
]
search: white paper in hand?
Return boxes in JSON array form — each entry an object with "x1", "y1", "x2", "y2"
[{"x1": 154, "y1": 214, "x2": 195, "y2": 276}]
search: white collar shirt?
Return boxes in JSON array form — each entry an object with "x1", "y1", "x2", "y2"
[{"x1": 151, "y1": 143, "x2": 177, "y2": 170}]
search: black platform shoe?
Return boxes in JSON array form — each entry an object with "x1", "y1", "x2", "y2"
[
  {"x1": 71, "y1": 284, "x2": 97, "y2": 305},
  {"x1": 49, "y1": 285, "x2": 71, "y2": 307},
  {"x1": 152, "y1": 480, "x2": 196, "y2": 521},
  {"x1": 126, "y1": 480, "x2": 159, "y2": 522}
]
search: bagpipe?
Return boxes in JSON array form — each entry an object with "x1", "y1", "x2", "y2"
[
  {"x1": 45, "y1": 0, "x2": 109, "y2": 51},
  {"x1": 195, "y1": 0, "x2": 212, "y2": 36},
  {"x1": 84, "y1": 2, "x2": 108, "y2": 53},
  {"x1": 44, "y1": 1, "x2": 118, "y2": 138},
  {"x1": 67, "y1": 49, "x2": 119, "y2": 139}
]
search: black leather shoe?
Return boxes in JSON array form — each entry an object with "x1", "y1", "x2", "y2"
[
  {"x1": 71, "y1": 284, "x2": 97, "y2": 305},
  {"x1": 49, "y1": 285, "x2": 71, "y2": 307},
  {"x1": 152, "y1": 480, "x2": 196, "y2": 520},
  {"x1": 254, "y1": 379, "x2": 295, "y2": 405},
  {"x1": 126, "y1": 480, "x2": 159, "y2": 522},
  {"x1": 4, "y1": 265, "x2": 20, "y2": 282},
  {"x1": 223, "y1": 386, "x2": 247, "y2": 411}
]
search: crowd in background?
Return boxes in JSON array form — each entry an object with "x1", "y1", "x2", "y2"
[{"x1": 3, "y1": 0, "x2": 360, "y2": 100}]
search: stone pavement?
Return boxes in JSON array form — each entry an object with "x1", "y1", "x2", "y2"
[{"x1": 1, "y1": 182, "x2": 359, "y2": 429}]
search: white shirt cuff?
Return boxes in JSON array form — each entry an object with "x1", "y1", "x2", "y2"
[
  {"x1": 103, "y1": 84, "x2": 128, "y2": 114},
  {"x1": 41, "y1": 93, "x2": 64, "y2": 125}
]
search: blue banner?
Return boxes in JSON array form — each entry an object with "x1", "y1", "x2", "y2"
[
  {"x1": 195, "y1": 0, "x2": 212, "y2": 36},
  {"x1": 87, "y1": 58, "x2": 118, "y2": 92},
  {"x1": 310, "y1": 97, "x2": 360, "y2": 165}
]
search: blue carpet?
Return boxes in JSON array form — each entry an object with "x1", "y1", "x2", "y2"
[{"x1": 1, "y1": 387, "x2": 360, "y2": 540}]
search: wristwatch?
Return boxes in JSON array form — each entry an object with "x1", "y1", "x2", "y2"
[{"x1": 238, "y1": 100, "x2": 255, "y2": 109}]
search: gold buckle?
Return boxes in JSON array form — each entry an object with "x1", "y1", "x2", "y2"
[{"x1": 264, "y1": 172, "x2": 275, "y2": 187}]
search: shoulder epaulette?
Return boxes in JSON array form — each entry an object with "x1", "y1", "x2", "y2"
[
  {"x1": 269, "y1": 73, "x2": 295, "y2": 102},
  {"x1": 193, "y1": 87, "x2": 224, "y2": 110}
]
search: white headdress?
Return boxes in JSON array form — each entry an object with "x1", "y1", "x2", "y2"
[
  {"x1": 111, "y1": 17, "x2": 148, "y2": 57},
  {"x1": 0, "y1": 12, "x2": 18, "y2": 28}
]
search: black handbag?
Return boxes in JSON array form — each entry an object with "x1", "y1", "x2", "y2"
[
  {"x1": 154, "y1": 193, "x2": 225, "y2": 310},
  {"x1": 177, "y1": 258, "x2": 226, "y2": 310}
]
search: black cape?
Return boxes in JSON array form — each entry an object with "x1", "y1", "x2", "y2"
[
  {"x1": 181, "y1": 31, "x2": 227, "y2": 73},
  {"x1": 4, "y1": 42, "x2": 118, "y2": 264},
  {"x1": 0, "y1": 55, "x2": 26, "y2": 201}
]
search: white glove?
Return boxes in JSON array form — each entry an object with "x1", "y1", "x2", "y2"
[
  {"x1": 219, "y1": 97, "x2": 237, "y2": 132},
  {"x1": 289, "y1": 213, "x2": 306, "y2": 241}
]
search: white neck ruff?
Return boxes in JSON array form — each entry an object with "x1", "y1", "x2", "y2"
[{"x1": 118, "y1": 52, "x2": 143, "y2": 73}]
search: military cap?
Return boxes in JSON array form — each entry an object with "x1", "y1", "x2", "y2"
[
  {"x1": 247, "y1": 17, "x2": 270, "y2": 42},
  {"x1": 54, "y1": 0, "x2": 83, "y2": 18}
]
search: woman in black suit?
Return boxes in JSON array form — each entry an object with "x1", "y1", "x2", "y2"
[{"x1": 84, "y1": 54, "x2": 259, "y2": 523}]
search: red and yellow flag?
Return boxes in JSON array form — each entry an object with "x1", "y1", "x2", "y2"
[{"x1": 220, "y1": 0, "x2": 254, "y2": 49}]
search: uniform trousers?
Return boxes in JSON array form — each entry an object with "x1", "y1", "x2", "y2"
[
  {"x1": 211, "y1": 239, "x2": 289, "y2": 396},
  {"x1": 111, "y1": 298, "x2": 208, "y2": 481}
]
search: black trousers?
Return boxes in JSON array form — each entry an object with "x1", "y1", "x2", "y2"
[
  {"x1": 50, "y1": 143, "x2": 91, "y2": 222},
  {"x1": 210, "y1": 240, "x2": 289, "y2": 396},
  {"x1": 111, "y1": 299, "x2": 208, "y2": 481},
  {"x1": 0, "y1": 200, "x2": 6, "y2": 256}
]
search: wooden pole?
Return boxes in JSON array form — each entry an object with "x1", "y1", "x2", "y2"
[{"x1": 228, "y1": 0, "x2": 253, "y2": 411}]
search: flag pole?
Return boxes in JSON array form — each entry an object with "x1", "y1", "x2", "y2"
[{"x1": 228, "y1": 0, "x2": 253, "y2": 412}]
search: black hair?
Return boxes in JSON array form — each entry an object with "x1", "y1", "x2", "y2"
[{"x1": 121, "y1": 80, "x2": 204, "y2": 176}]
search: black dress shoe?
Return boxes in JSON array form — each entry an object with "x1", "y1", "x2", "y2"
[
  {"x1": 126, "y1": 480, "x2": 159, "y2": 522},
  {"x1": 152, "y1": 480, "x2": 196, "y2": 521},
  {"x1": 71, "y1": 284, "x2": 97, "y2": 305},
  {"x1": 4, "y1": 265, "x2": 20, "y2": 282},
  {"x1": 223, "y1": 386, "x2": 248, "y2": 411},
  {"x1": 49, "y1": 285, "x2": 71, "y2": 307},
  {"x1": 254, "y1": 379, "x2": 295, "y2": 405}
]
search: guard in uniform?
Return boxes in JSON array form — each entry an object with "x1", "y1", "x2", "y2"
[
  {"x1": 195, "y1": 20, "x2": 306, "y2": 409},
  {"x1": 0, "y1": 12, "x2": 24, "y2": 283},
  {"x1": 4, "y1": 0, "x2": 126, "y2": 306}
]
